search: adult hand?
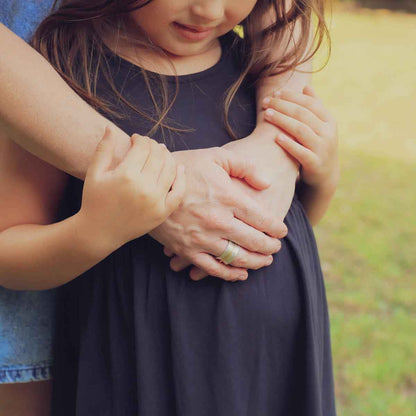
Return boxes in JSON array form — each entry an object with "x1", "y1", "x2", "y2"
[
  {"x1": 148, "y1": 146, "x2": 288, "y2": 282},
  {"x1": 166, "y1": 123, "x2": 299, "y2": 281}
]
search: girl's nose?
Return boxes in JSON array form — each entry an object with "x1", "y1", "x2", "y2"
[{"x1": 191, "y1": 0, "x2": 225, "y2": 22}]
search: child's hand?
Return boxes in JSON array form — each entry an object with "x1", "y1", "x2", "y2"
[
  {"x1": 262, "y1": 86, "x2": 339, "y2": 190},
  {"x1": 78, "y1": 127, "x2": 186, "y2": 249}
]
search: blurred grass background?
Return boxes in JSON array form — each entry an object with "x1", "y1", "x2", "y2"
[{"x1": 312, "y1": 2, "x2": 416, "y2": 414}]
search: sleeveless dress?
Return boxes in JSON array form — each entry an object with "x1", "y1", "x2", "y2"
[{"x1": 52, "y1": 33, "x2": 337, "y2": 416}]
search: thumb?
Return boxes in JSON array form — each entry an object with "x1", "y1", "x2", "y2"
[
  {"x1": 88, "y1": 126, "x2": 115, "y2": 177},
  {"x1": 219, "y1": 149, "x2": 271, "y2": 190}
]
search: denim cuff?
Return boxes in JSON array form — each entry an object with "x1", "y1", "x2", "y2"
[{"x1": 0, "y1": 362, "x2": 52, "y2": 383}]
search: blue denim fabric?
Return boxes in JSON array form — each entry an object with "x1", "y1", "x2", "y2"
[
  {"x1": 0, "y1": 288, "x2": 56, "y2": 383},
  {"x1": 0, "y1": 0, "x2": 54, "y2": 41},
  {"x1": 0, "y1": 0, "x2": 57, "y2": 384}
]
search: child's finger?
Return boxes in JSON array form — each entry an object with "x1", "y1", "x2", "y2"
[
  {"x1": 88, "y1": 126, "x2": 115, "y2": 177},
  {"x1": 275, "y1": 134, "x2": 317, "y2": 168},
  {"x1": 264, "y1": 109, "x2": 318, "y2": 151},
  {"x1": 219, "y1": 149, "x2": 271, "y2": 190},
  {"x1": 263, "y1": 97, "x2": 323, "y2": 136},
  {"x1": 141, "y1": 141, "x2": 166, "y2": 183},
  {"x1": 303, "y1": 85, "x2": 318, "y2": 99},
  {"x1": 117, "y1": 134, "x2": 151, "y2": 173},
  {"x1": 270, "y1": 89, "x2": 329, "y2": 122},
  {"x1": 165, "y1": 164, "x2": 186, "y2": 213},
  {"x1": 157, "y1": 151, "x2": 177, "y2": 192}
]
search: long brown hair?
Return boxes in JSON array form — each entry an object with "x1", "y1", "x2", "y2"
[{"x1": 32, "y1": 0, "x2": 329, "y2": 142}]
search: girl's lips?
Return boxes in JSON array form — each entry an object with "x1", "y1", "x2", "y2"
[{"x1": 173, "y1": 22, "x2": 214, "y2": 41}]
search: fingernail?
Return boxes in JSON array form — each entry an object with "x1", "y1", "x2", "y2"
[
  {"x1": 266, "y1": 257, "x2": 273, "y2": 265},
  {"x1": 238, "y1": 275, "x2": 247, "y2": 280},
  {"x1": 277, "y1": 134, "x2": 286, "y2": 142},
  {"x1": 263, "y1": 97, "x2": 271, "y2": 105},
  {"x1": 265, "y1": 109, "x2": 274, "y2": 117},
  {"x1": 273, "y1": 90, "x2": 281, "y2": 97}
]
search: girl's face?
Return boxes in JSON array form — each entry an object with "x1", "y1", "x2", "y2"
[{"x1": 129, "y1": 0, "x2": 258, "y2": 57}]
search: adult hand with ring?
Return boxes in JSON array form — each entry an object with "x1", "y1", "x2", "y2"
[
  {"x1": 164, "y1": 236, "x2": 277, "y2": 282},
  {"x1": 150, "y1": 147, "x2": 287, "y2": 282}
]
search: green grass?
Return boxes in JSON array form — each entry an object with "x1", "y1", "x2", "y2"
[{"x1": 312, "y1": 7, "x2": 416, "y2": 415}]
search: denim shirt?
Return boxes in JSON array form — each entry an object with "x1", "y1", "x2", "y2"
[{"x1": 0, "y1": 0, "x2": 54, "y2": 41}]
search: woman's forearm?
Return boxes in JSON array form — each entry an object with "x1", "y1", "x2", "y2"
[
  {"x1": 0, "y1": 23, "x2": 130, "y2": 180},
  {"x1": 0, "y1": 213, "x2": 119, "y2": 291}
]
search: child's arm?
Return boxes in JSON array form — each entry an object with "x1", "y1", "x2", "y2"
[
  {"x1": 262, "y1": 86, "x2": 339, "y2": 225},
  {"x1": 0, "y1": 129, "x2": 185, "y2": 290}
]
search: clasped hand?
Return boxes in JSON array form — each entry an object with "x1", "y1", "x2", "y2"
[{"x1": 149, "y1": 145, "x2": 289, "y2": 282}]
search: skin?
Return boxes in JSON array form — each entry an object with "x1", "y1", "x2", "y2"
[
  {"x1": 0, "y1": 0, "x2": 335, "y2": 414},
  {"x1": 263, "y1": 86, "x2": 339, "y2": 225},
  {"x1": 0, "y1": 381, "x2": 51, "y2": 416}
]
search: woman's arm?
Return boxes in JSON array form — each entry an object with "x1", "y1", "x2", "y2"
[{"x1": 0, "y1": 23, "x2": 131, "y2": 180}]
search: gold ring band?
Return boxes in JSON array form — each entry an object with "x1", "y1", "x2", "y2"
[{"x1": 216, "y1": 240, "x2": 240, "y2": 265}]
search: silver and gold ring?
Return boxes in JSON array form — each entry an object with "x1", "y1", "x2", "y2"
[{"x1": 216, "y1": 240, "x2": 240, "y2": 265}]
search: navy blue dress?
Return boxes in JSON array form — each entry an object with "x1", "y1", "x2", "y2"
[{"x1": 52, "y1": 33, "x2": 336, "y2": 416}]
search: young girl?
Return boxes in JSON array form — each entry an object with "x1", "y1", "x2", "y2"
[{"x1": 0, "y1": 0, "x2": 338, "y2": 414}]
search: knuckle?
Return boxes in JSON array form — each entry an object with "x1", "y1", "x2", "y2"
[
  {"x1": 220, "y1": 221, "x2": 233, "y2": 235},
  {"x1": 131, "y1": 134, "x2": 141, "y2": 144},
  {"x1": 262, "y1": 215, "x2": 274, "y2": 231},
  {"x1": 295, "y1": 124, "x2": 308, "y2": 138},
  {"x1": 206, "y1": 210, "x2": 228, "y2": 230},
  {"x1": 257, "y1": 214, "x2": 271, "y2": 231},
  {"x1": 293, "y1": 106, "x2": 304, "y2": 121},
  {"x1": 237, "y1": 256, "x2": 249, "y2": 268}
]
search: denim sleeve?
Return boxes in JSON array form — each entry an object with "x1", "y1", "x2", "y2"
[{"x1": 0, "y1": 0, "x2": 54, "y2": 41}]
